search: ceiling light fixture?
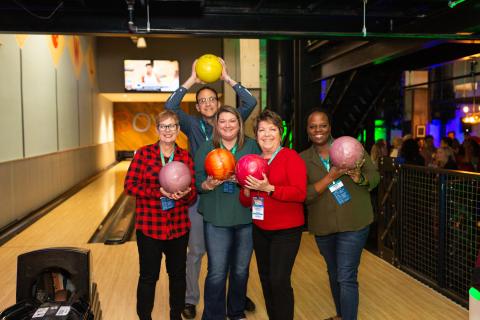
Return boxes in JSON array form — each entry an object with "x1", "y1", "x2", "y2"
[{"x1": 137, "y1": 37, "x2": 147, "y2": 48}]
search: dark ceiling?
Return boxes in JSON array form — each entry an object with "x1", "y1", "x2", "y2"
[{"x1": 0, "y1": 0, "x2": 479, "y2": 39}]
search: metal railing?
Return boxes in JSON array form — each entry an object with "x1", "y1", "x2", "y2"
[{"x1": 377, "y1": 157, "x2": 480, "y2": 307}]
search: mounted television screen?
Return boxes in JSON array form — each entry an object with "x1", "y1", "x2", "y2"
[{"x1": 124, "y1": 59, "x2": 179, "y2": 92}]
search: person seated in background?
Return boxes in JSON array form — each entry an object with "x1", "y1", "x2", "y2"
[
  {"x1": 456, "y1": 138, "x2": 479, "y2": 171},
  {"x1": 420, "y1": 135, "x2": 436, "y2": 166},
  {"x1": 447, "y1": 131, "x2": 461, "y2": 155},
  {"x1": 398, "y1": 138, "x2": 425, "y2": 166},
  {"x1": 441, "y1": 136, "x2": 452, "y2": 148},
  {"x1": 370, "y1": 139, "x2": 388, "y2": 168},
  {"x1": 432, "y1": 144, "x2": 457, "y2": 170},
  {"x1": 389, "y1": 137, "x2": 403, "y2": 158}
]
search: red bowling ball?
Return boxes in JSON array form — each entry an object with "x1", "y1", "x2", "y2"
[
  {"x1": 159, "y1": 161, "x2": 192, "y2": 193},
  {"x1": 329, "y1": 136, "x2": 365, "y2": 169},
  {"x1": 204, "y1": 148, "x2": 236, "y2": 180},
  {"x1": 235, "y1": 154, "x2": 268, "y2": 186}
]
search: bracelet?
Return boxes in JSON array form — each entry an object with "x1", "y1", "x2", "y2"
[
  {"x1": 357, "y1": 174, "x2": 365, "y2": 185},
  {"x1": 267, "y1": 185, "x2": 275, "y2": 196}
]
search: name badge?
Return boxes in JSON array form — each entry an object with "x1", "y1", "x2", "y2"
[
  {"x1": 223, "y1": 181, "x2": 235, "y2": 194},
  {"x1": 328, "y1": 180, "x2": 351, "y2": 206},
  {"x1": 252, "y1": 196, "x2": 265, "y2": 220},
  {"x1": 161, "y1": 197, "x2": 175, "y2": 210}
]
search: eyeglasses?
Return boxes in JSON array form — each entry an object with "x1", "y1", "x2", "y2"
[
  {"x1": 158, "y1": 123, "x2": 179, "y2": 131},
  {"x1": 197, "y1": 96, "x2": 217, "y2": 105}
]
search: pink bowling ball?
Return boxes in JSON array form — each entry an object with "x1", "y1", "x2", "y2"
[
  {"x1": 235, "y1": 154, "x2": 269, "y2": 187},
  {"x1": 329, "y1": 136, "x2": 365, "y2": 169},
  {"x1": 159, "y1": 161, "x2": 192, "y2": 193}
]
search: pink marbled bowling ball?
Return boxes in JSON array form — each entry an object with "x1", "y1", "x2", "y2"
[
  {"x1": 159, "y1": 161, "x2": 191, "y2": 193},
  {"x1": 329, "y1": 136, "x2": 365, "y2": 169}
]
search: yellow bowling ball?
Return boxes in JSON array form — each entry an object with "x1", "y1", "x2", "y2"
[{"x1": 195, "y1": 54, "x2": 222, "y2": 83}]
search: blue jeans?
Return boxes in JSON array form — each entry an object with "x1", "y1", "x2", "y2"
[
  {"x1": 202, "y1": 222, "x2": 253, "y2": 320},
  {"x1": 185, "y1": 199, "x2": 206, "y2": 305},
  {"x1": 315, "y1": 225, "x2": 369, "y2": 320}
]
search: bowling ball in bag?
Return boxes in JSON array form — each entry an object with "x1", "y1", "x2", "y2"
[
  {"x1": 235, "y1": 154, "x2": 268, "y2": 187},
  {"x1": 159, "y1": 161, "x2": 192, "y2": 193},
  {"x1": 195, "y1": 54, "x2": 223, "y2": 83},
  {"x1": 329, "y1": 136, "x2": 365, "y2": 169},
  {"x1": 204, "y1": 148, "x2": 236, "y2": 180}
]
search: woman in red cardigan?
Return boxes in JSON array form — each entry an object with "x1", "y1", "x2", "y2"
[{"x1": 239, "y1": 110, "x2": 307, "y2": 320}]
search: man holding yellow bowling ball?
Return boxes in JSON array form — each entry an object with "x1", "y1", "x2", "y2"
[{"x1": 165, "y1": 55, "x2": 257, "y2": 319}]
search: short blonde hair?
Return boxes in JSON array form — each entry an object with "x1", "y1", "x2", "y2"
[{"x1": 155, "y1": 110, "x2": 179, "y2": 127}]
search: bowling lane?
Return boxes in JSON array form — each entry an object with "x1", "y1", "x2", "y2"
[
  {"x1": 0, "y1": 235, "x2": 468, "y2": 319},
  {"x1": 0, "y1": 159, "x2": 468, "y2": 319},
  {"x1": 3, "y1": 161, "x2": 130, "y2": 248}
]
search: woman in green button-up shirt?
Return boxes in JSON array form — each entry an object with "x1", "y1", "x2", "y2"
[
  {"x1": 300, "y1": 109, "x2": 379, "y2": 320},
  {"x1": 194, "y1": 105, "x2": 260, "y2": 320}
]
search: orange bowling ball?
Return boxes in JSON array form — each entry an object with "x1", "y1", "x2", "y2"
[{"x1": 204, "y1": 148, "x2": 236, "y2": 180}]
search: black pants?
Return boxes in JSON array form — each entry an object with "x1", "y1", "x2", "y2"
[
  {"x1": 136, "y1": 230, "x2": 188, "y2": 320},
  {"x1": 252, "y1": 225, "x2": 302, "y2": 320}
]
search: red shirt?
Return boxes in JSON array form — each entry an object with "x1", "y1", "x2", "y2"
[
  {"x1": 124, "y1": 142, "x2": 197, "y2": 240},
  {"x1": 239, "y1": 148, "x2": 306, "y2": 230}
]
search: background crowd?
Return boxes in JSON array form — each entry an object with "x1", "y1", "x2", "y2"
[{"x1": 370, "y1": 131, "x2": 480, "y2": 171}]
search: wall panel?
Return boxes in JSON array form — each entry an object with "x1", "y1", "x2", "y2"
[
  {"x1": 0, "y1": 34, "x2": 23, "y2": 162},
  {"x1": 79, "y1": 67, "x2": 93, "y2": 146},
  {"x1": 57, "y1": 46, "x2": 80, "y2": 150},
  {"x1": 22, "y1": 35, "x2": 57, "y2": 157}
]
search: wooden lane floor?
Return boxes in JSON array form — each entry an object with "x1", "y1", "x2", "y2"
[
  {"x1": 0, "y1": 160, "x2": 468, "y2": 319},
  {"x1": 3, "y1": 161, "x2": 130, "y2": 248},
  {"x1": 0, "y1": 236, "x2": 468, "y2": 319}
]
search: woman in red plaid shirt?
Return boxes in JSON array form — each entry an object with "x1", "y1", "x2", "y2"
[{"x1": 125, "y1": 110, "x2": 197, "y2": 320}]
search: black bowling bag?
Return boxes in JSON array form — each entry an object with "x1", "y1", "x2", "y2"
[{"x1": 0, "y1": 248, "x2": 95, "y2": 320}]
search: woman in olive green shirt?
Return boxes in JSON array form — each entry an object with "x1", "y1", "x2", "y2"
[
  {"x1": 300, "y1": 109, "x2": 379, "y2": 320},
  {"x1": 194, "y1": 105, "x2": 260, "y2": 320}
]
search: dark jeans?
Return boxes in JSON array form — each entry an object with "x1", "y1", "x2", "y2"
[
  {"x1": 136, "y1": 230, "x2": 188, "y2": 320},
  {"x1": 315, "y1": 225, "x2": 370, "y2": 320},
  {"x1": 202, "y1": 222, "x2": 253, "y2": 320},
  {"x1": 253, "y1": 225, "x2": 302, "y2": 320}
]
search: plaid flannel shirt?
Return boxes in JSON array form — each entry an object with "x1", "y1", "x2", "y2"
[{"x1": 124, "y1": 142, "x2": 197, "y2": 240}]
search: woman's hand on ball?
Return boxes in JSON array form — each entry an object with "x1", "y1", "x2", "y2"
[
  {"x1": 227, "y1": 174, "x2": 238, "y2": 184},
  {"x1": 203, "y1": 176, "x2": 223, "y2": 190},
  {"x1": 171, "y1": 187, "x2": 192, "y2": 200},
  {"x1": 245, "y1": 173, "x2": 273, "y2": 193},
  {"x1": 327, "y1": 166, "x2": 348, "y2": 182},
  {"x1": 160, "y1": 187, "x2": 192, "y2": 200},
  {"x1": 346, "y1": 168, "x2": 362, "y2": 183}
]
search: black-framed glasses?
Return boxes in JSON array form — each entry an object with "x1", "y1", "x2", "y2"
[
  {"x1": 158, "y1": 123, "x2": 179, "y2": 131},
  {"x1": 197, "y1": 96, "x2": 217, "y2": 105}
]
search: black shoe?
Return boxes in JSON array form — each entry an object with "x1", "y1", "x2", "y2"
[
  {"x1": 182, "y1": 304, "x2": 196, "y2": 319},
  {"x1": 244, "y1": 296, "x2": 256, "y2": 312}
]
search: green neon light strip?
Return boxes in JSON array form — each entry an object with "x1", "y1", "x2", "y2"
[
  {"x1": 448, "y1": 0, "x2": 467, "y2": 8},
  {"x1": 470, "y1": 287, "x2": 480, "y2": 301},
  {"x1": 282, "y1": 121, "x2": 287, "y2": 142}
]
